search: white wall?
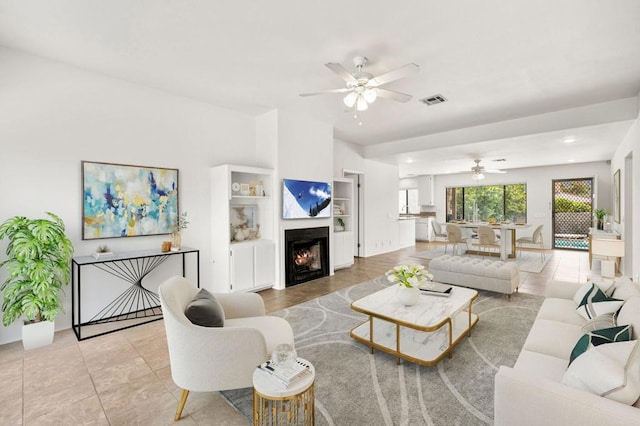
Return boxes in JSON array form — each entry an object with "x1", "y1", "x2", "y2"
[
  {"x1": 0, "y1": 48, "x2": 257, "y2": 344},
  {"x1": 275, "y1": 110, "x2": 334, "y2": 288},
  {"x1": 334, "y1": 139, "x2": 403, "y2": 257},
  {"x1": 432, "y1": 161, "x2": 612, "y2": 249},
  {"x1": 610, "y1": 91, "x2": 639, "y2": 277}
]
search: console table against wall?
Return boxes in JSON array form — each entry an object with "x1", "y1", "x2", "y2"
[{"x1": 72, "y1": 247, "x2": 199, "y2": 340}]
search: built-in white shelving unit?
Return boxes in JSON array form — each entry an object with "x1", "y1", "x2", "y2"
[
  {"x1": 332, "y1": 177, "x2": 354, "y2": 270},
  {"x1": 211, "y1": 164, "x2": 275, "y2": 292}
]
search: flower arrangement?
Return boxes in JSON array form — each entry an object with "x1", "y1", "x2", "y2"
[
  {"x1": 173, "y1": 211, "x2": 189, "y2": 233},
  {"x1": 386, "y1": 264, "x2": 433, "y2": 288}
]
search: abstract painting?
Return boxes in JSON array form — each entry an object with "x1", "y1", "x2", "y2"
[{"x1": 82, "y1": 161, "x2": 179, "y2": 239}]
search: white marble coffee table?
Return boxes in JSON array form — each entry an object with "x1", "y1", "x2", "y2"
[{"x1": 350, "y1": 284, "x2": 478, "y2": 366}]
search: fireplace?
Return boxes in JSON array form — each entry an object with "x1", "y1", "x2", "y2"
[{"x1": 285, "y1": 227, "x2": 329, "y2": 287}]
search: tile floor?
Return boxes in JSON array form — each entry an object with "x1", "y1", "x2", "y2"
[{"x1": 0, "y1": 242, "x2": 591, "y2": 425}]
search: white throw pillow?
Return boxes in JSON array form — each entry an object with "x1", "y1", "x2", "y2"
[
  {"x1": 581, "y1": 314, "x2": 616, "y2": 333},
  {"x1": 562, "y1": 340, "x2": 640, "y2": 405},
  {"x1": 573, "y1": 282, "x2": 614, "y2": 305},
  {"x1": 613, "y1": 282, "x2": 640, "y2": 301},
  {"x1": 617, "y1": 296, "x2": 640, "y2": 340},
  {"x1": 576, "y1": 298, "x2": 624, "y2": 320}
]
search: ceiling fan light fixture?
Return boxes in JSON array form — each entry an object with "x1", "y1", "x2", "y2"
[
  {"x1": 343, "y1": 91, "x2": 358, "y2": 108},
  {"x1": 363, "y1": 88, "x2": 377, "y2": 104},
  {"x1": 356, "y1": 95, "x2": 369, "y2": 111},
  {"x1": 472, "y1": 172, "x2": 485, "y2": 181}
]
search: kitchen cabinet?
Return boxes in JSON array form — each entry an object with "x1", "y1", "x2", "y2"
[
  {"x1": 418, "y1": 175, "x2": 434, "y2": 206},
  {"x1": 398, "y1": 219, "x2": 416, "y2": 248}
]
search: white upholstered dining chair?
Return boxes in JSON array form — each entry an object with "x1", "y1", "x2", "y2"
[
  {"x1": 516, "y1": 224, "x2": 545, "y2": 261},
  {"x1": 445, "y1": 224, "x2": 469, "y2": 255},
  {"x1": 159, "y1": 276, "x2": 294, "y2": 421},
  {"x1": 477, "y1": 225, "x2": 500, "y2": 256},
  {"x1": 431, "y1": 221, "x2": 447, "y2": 242}
]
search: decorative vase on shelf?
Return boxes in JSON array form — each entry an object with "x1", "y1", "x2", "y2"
[
  {"x1": 171, "y1": 232, "x2": 182, "y2": 251},
  {"x1": 396, "y1": 285, "x2": 421, "y2": 306},
  {"x1": 234, "y1": 228, "x2": 245, "y2": 242}
]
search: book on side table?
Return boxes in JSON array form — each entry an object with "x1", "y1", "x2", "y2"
[
  {"x1": 258, "y1": 358, "x2": 312, "y2": 389},
  {"x1": 419, "y1": 282, "x2": 453, "y2": 297}
]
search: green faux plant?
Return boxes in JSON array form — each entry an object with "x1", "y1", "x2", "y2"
[
  {"x1": 594, "y1": 208, "x2": 608, "y2": 220},
  {"x1": 0, "y1": 212, "x2": 74, "y2": 326}
]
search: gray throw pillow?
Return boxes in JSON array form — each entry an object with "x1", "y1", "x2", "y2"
[{"x1": 184, "y1": 288, "x2": 225, "y2": 327}]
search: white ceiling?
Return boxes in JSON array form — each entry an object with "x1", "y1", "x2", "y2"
[{"x1": 1, "y1": 1, "x2": 639, "y2": 177}]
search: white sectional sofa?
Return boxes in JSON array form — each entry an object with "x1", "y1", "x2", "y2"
[
  {"x1": 494, "y1": 278, "x2": 640, "y2": 426},
  {"x1": 428, "y1": 255, "x2": 519, "y2": 295}
]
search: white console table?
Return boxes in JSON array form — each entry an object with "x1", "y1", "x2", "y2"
[{"x1": 71, "y1": 247, "x2": 199, "y2": 340}]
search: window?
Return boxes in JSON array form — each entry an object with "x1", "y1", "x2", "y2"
[
  {"x1": 399, "y1": 189, "x2": 419, "y2": 214},
  {"x1": 445, "y1": 184, "x2": 527, "y2": 222}
]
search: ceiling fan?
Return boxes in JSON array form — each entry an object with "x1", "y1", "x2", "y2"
[
  {"x1": 299, "y1": 56, "x2": 419, "y2": 112},
  {"x1": 471, "y1": 159, "x2": 506, "y2": 180}
]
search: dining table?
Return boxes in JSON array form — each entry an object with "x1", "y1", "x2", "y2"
[{"x1": 448, "y1": 222, "x2": 531, "y2": 260}]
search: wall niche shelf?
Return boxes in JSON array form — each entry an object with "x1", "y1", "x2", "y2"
[
  {"x1": 211, "y1": 165, "x2": 275, "y2": 293},
  {"x1": 332, "y1": 177, "x2": 354, "y2": 269}
]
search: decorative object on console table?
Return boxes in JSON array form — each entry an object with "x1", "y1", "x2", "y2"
[
  {"x1": 594, "y1": 208, "x2": 608, "y2": 231},
  {"x1": 0, "y1": 212, "x2": 74, "y2": 350},
  {"x1": 82, "y1": 161, "x2": 178, "y2": 239},
  {"x1": 171, "y1": 211, "x2": 189, "y2": 251},
  {"x1": 92, "y1": 244, "x2": 114, "y2": 259},
  {"x1": 386, "y1": 264, "x2": 434, "y2": 306}
]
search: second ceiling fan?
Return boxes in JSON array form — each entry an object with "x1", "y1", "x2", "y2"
[
  {"x1": 471, "y1": 159, "x2": 506, "y2": 180},
  {"x1": 300, "y1": 56, "x2": 419, "y2": 111}
]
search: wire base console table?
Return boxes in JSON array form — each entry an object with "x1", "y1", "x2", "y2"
[{"x1": 72, "y1": 247, "x2": 199, "y2": 340}]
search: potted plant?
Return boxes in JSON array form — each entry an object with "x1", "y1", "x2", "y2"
[
  {"x1": 0, "y1": 212, "x2": 74, "y2": 349},
  {"x1": 335, "y1": 218, "x2": 345, "y2": 232},
  {"x1": 594, "y1": 208, "x2": 608, "y2": 231},
  {"x1": 386, "y1": 264, "x2": 434, "y2": 306}
]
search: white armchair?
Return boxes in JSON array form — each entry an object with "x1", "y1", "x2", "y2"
[{"x1": 159, "y1": 276, "x2": 294, "y2": 421}]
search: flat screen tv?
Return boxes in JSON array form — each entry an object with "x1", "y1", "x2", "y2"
[{"x1": 283, "y1": 179, "x2": 332, "y2": 219}]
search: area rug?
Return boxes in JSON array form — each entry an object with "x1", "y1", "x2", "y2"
[
  {"x1": 412, "y1": 247, "x2": 552, "y2": 274},
  {"x1": 222, "y1": 275, "x2": 544, "y2": 425}
]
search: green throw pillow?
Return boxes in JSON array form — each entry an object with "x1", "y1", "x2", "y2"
[
  {"x1": 575, "y1": 287, "x2": 624, "y2": 320},
  {"x1": 569, "y1": 325, "x2": 633, "y2": 365},
  {"x1": 184, "y1": 288, "x2": 225, "y2": 327}
]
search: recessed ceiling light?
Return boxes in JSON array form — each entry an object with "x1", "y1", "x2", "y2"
[
  {"x1": 563, "y1": 137, "x2": 576, "y2": 144},
  {"x1": 405, "y1": 158, "x2": 415, "y2": 163},
  {"x1": 567, "y1": 159, "x2": 575, "y2": 163}
]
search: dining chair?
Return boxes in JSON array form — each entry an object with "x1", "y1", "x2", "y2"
[
  {"x1": 431, "y1": 221, "x2": 447, "y2": 242},
  {"x1": 477, "y1": 225, "x2": 500, "y2": 256},
  {"x1": 445, "y1": 224, "x2": 469, "y2": 256},
  {"x1": 516, "y1": 224, "x2": 545, "y2": 261}
]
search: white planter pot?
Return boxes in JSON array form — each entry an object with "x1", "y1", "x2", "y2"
[
  {"x1": 396, "y1": 285, "x2": 421, "y2": 306},
  {"x1": 22, "y1": 320, "x2": 55, "y2": 350}
]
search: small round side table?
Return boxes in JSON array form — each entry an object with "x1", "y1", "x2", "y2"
[{"x1": 252, "y1": 358, "x2": 315, "y2": 425}]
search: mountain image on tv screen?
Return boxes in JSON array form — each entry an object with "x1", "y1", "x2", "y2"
[{"x1": 283, "y1": 179, "x2": 332, "y2": 219}]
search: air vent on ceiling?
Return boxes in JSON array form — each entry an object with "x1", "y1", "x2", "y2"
[
  {"x1": 419, "y1": 94, "x2": 447, "y2": 106},
  {"x1": 493, "y1": 158, "x2": 507, "y2": 162}
]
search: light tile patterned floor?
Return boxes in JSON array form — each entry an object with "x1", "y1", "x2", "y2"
[{"x1": 0, "y1": 242, "x2": 590, "y2": 425}]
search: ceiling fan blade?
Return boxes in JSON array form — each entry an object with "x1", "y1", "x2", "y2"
[
  {"x1": 368, "y1": 63, "x2": 419, "y2": 87},
  {"x1": 299, "y1": 88, "x2": 352, "y2": 97},
  {"x1": 376, "y1": 88, "x2": 413, "y2": 103},
  {"x1": 325, "y1": 62, "x2": 358, "y2": 83}
]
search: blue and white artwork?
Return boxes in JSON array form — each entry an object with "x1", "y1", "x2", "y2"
[
  {"x1": 82, "y1": 161, "x2": 179, "y2": 239},
  {"x1": 282, "y1": 179, "x2": 332, "y2": 219}
]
